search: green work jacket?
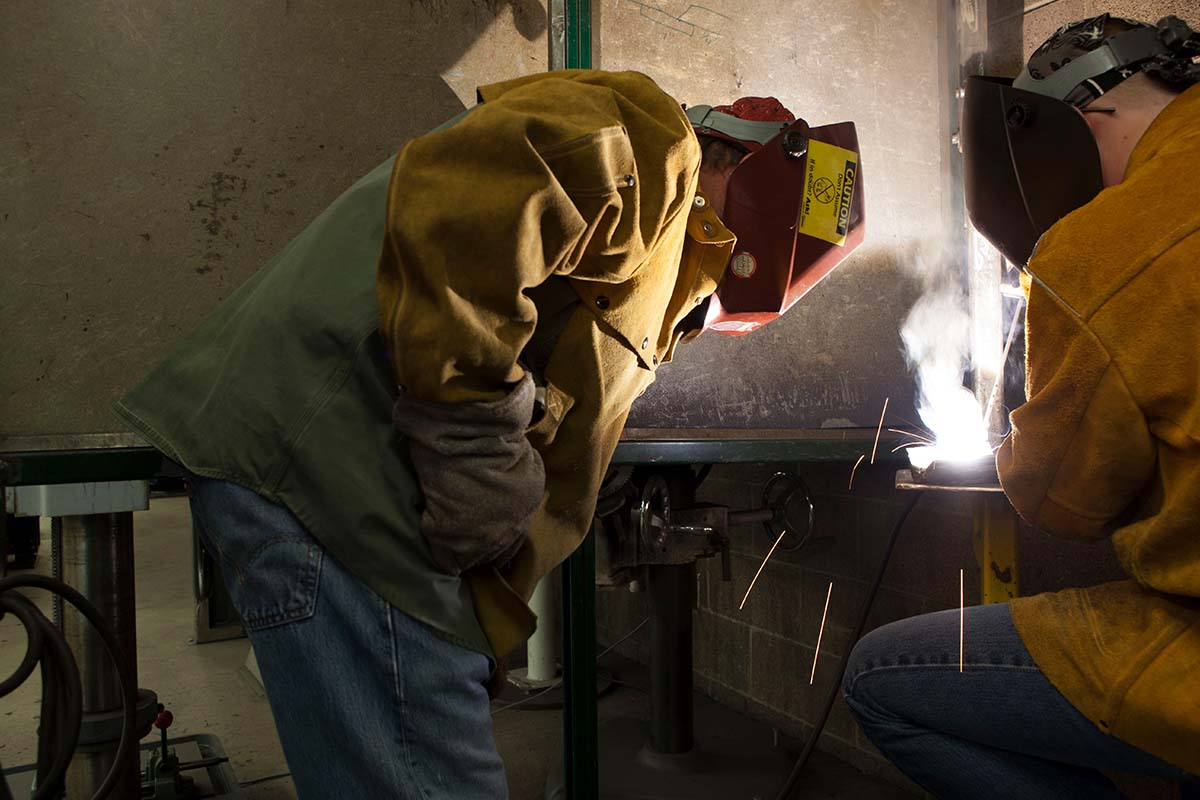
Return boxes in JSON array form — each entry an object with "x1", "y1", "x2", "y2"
[
  {"x1": 116, "y1": 136, "x2": 493, "y2": 654},
  {"x1": 117, "y1": 70, "x2": 732, "y2": 659}
]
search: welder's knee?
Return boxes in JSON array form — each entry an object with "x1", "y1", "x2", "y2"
[
  {"x1": 842, "y1": 611, "x2": 959, "y2": 720},
  {"x1": 841, "y1": 622, "x2": 898, "y2": 713}
]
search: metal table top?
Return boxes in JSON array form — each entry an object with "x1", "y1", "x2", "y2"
[{"x1": 0, "y1": 429, "x2": 904, "y2": 487}]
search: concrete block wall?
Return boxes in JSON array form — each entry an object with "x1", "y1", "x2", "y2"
[{"x1": 595, "y1": 460, "x2": 1126, "y2": 792}]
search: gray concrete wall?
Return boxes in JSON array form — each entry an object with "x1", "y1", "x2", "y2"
[
  {"x1": 603, "y1": 0, "x2": 955, "y2": 430},
  {"x1": 1, "y1": 0, "x2": 547, "y2": 440}
]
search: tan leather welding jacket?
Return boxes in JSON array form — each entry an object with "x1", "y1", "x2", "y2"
[
  {"x1": 378, "y1": 70, "x2": 733, "y2": 657},
  {"x1": 116, "y1": 70, "x2": 733, "y2": 661},
  {"x1": 998, "y1": 84, "x2": 1200, "y2": 775}
]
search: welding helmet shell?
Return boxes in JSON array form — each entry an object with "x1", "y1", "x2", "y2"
[
  {"x1": 961, "y1": 14, "x2": 1199, "y2": 265},
  {"x1": 687, "y1": 100, "x2": 866, "y2": 336},
  {"x1": 961, "y1": 75, "x2": 1103, "y2": 266}
]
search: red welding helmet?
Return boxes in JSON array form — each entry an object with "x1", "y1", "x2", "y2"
[{"x1": 688, "y1": 100, "x2": 866, "y2": 336}]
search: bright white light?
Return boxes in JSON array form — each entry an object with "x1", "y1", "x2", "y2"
[
  {"x1": 900, "y1": 243, "x2": 996, "y2": 471},
  {"x1": 906, "y1": 383, "x2": 992, "y2": 470}
]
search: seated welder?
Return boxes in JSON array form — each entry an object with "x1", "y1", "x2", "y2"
[
  {"x1": 843, "y1": 14, "x2": 1200, "y2": 798},
  {"x1": 115, "y1": 72, "x2": 864, "y2": 798}
]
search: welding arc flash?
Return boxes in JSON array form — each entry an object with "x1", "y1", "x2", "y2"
[{"x1": 810, "y1": 581, "x2": 833, "y2": 685}]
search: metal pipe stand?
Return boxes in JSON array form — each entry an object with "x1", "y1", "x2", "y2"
[
  {"x1": 594, "y1": 474, "x2": 792, "y2": 799},
  {"x1": 5, "y1": 481, "x2": 160, "y2": 798},
  {"x1": 59, "y1": 511, "x2": 144, "y2": 797},
  {"x1": 509, "y1": 572, "x2": 561, "y2": 690}
]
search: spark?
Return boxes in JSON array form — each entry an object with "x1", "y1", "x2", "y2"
[
  {"x1": 739, "y1": 527, "x2": 789, "y2": 610},
  {"x1": 887, "y1": 428, "x2": 934, "y2": 444},
  {"x1": 810, "y1": 581, "x2": 833, "y2": 685},
  {"x1": 894, "y1": 412, "x2": 932, "y2": 432},
  {"x1": 887, "y1": 427, "x2": 928, "y2": 438},
  {"x1": 891, "y1": 441, "x2": 922, "y2": 453},
  {"x1": 870, "y1": 397, "x2": 890, "y2": 464},
  {"x1": 959, "y1": 568, "x2": 965, "y2": 673},
  {"x1": 848, "y1": 454, "x2": 866, "y2": 491}
]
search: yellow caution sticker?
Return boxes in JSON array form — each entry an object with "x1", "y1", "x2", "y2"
[{"x1": 797, "y1": 140, "x2": 859, "y2": 246}]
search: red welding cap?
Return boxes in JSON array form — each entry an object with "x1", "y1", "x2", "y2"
[{"x1": 702, "y1": 97, "x2": 797, "y2": 152}]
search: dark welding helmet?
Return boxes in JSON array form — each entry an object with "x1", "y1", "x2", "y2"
[
  {"x1": 687, "y1": 99, "x2": 865, "y2": 335},
  {"x1": 962, "y1": 14, "x2": 1199, "y2": 266}
]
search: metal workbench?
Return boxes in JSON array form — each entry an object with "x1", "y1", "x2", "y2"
[{"x1": 1, "y1": 426, "x2": 898, "y2": 800}]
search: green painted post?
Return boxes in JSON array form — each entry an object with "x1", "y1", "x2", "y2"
[
  {"x1": 562, "y1": 521, "x2": 598, "y2": 800},
  {"x1": 561, "y1": 4, "x2": 597, "y2": 796},
  {"x1": 565, "y1": 0, "x2": 592, "y2": 71}
]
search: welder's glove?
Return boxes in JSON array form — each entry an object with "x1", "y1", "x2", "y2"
[{"x1": 393, "y1": 372, "x2": 544, "y2": 576}]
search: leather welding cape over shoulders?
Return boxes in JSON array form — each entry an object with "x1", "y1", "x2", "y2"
[
  {"x1": 115, "y1": 69, "x2": 735, "y2": 661},
  {"x1": 998, "y1": 84, "x2": 1200, "y2": 775},
  {"x1": 377, "y1": 70, "x2": 735, "y2": 657}
]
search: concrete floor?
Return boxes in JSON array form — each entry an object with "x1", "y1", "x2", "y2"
[{"x1": 1, "y1": 496, "x2": 910, "y2": 799}]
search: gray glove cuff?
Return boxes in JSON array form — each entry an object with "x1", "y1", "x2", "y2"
[{"x1": 393, "y1": 373, "x2": 544, "y2": 575}]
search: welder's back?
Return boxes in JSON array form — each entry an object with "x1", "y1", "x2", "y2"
[{"x1": 998, "y1": 84, "x2": 1200, "y2": 775}]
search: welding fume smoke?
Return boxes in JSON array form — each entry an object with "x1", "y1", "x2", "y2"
[{"x1": 900, "y1": 245, "x2": 992, "y2": 470}]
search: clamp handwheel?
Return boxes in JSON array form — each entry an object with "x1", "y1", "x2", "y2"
[{"x1": 761, "y1": 472, "x2": 814, "y2": 552}]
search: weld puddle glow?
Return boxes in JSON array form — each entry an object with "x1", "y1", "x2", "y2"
[{"x1": 905, "y1": 383, "x2": 992, "y2": 470}]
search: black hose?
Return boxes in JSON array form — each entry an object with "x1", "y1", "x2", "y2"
[
  {"x1": 774, "y1": 491, "x2": 923, "y2": 800},
  {"x1": 0, "y1": 573, "x2": 138, "y2": 800}
]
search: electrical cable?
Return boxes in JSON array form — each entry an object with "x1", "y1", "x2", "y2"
[
  {"x1": 238, "y1": 771, "x2": 294, "y2": 788},
  {"x1": 596, "y1": 617, "x2": 648, "y2": 661},
  {"x1": 0, "y1": 573, "x2": 138, "y2": 800},
  {"x1": 773, "y1": 491, "x2": 923, "y2": 800}
]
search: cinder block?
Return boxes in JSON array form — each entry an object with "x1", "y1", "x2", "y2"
[
  {"x1": 864, "y1": 588, "x2": 929, "y2": 635},
  {"x1": 596, "y1": 583, "x2": 648, "y2": 632},
  {"x1": 706, "y1": 552, "x2": 759, "y2": 617},
  {"x1": 696, "y1": 557, "x2": 710, "y2": 611},
  {"x1": 799, "y1": 570, "x2": 869, "y2": 657},
  {"x1": 748, "y1": 629, "x2": 812, "y2": 721},
  {"x1": 596, "y1": 584, "x2": 650, "y2": 663},
  {"x1": 859, "y1": 499, "x2": 976, "y2": 607},
  {"x1": 740, "y1": 691, "x2": 809, "y2": 742},
  {"x1": 1022, "y1": 0, "x2": 1093, "y2": 57},
  {"x1": 1100, "y1": 1, "x2": 1197, "y2": 28},
  {"x1": 803, "y1": 652, "x2": 857, "y2": 743},
  {"x1": 759, "y1": 494, "x2": 861, "y2": 576},
  {"x1": 704, "y1": 678, "x2": 751, "y2": 717},
  {"x1": 694, "y1": 609, "x2": 751, "y2": 693},
  {"x1": 827, "y1": 693, "x2": 861, "y2": 745},
  {"x1": 742, "y1": 559, "x2": 805, "y2": 642}
]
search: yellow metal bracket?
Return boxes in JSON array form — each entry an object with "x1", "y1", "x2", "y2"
[{"x1": 973, "y1": 493, "x2": 1019, "y2": 603}]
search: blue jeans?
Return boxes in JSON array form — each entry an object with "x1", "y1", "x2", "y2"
[
  {"x1": 843, "y1": 603, "x2": 1197, "y2": 799},
  {"x1": 189, "y1": 477, "x2": 507, "y2": 800}
]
